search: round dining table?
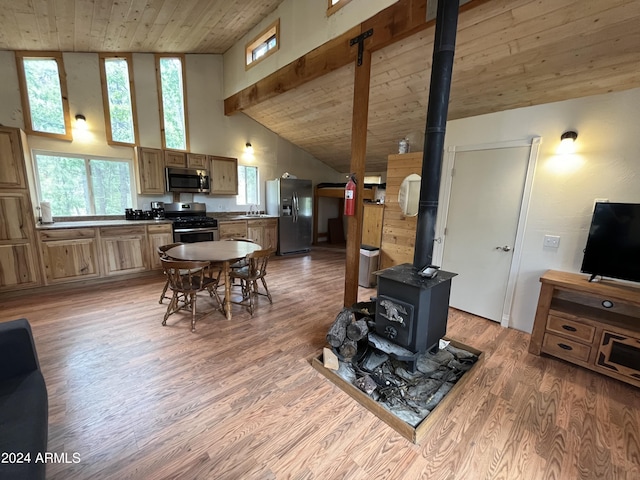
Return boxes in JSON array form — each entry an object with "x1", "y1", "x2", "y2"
[{"x1": 166, "y1": 240, "x2": 261, "y2": 320}]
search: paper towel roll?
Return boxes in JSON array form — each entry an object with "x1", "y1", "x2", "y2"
[{"x1": 40, "y1": 201, "x2": 53, "y2": 224}]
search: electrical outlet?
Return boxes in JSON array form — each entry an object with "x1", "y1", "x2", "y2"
[{"x1": 543, "y1": 235, "x2": 561, "y2": 248}]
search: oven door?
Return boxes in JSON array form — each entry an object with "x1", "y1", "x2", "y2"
[{"x1": 174, "y1": 227, "x2": 219, "y2": 243}]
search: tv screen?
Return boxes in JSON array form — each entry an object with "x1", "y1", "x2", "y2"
[{"x1": 580, "y1": 202, "x2": 640, "y2": 283}]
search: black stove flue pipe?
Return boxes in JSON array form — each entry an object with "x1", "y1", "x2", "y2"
[{"x1": 413, "y1": 0, "x2": 460, "y2": 270}]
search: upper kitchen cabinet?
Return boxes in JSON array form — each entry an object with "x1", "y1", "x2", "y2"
[
  {"x1": 135, "y1": 147, "x2": 165, "y2": 195},
  {"x1": 164, "y1": 150, "x2": 187, "y2": 168},
  {"x1": 187, "y1": 153, "x2": 208, "y2": 169},
  {"x1": 0, "y1": 127, "x2": 28, "y2": 189},
  {"x1": 209, "y1": 156, "x2": 238, "y2": 195}
]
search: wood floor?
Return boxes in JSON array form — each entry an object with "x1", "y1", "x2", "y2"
[{"x1": 1, "y1": 249, "x2": 639, "y2": 479}]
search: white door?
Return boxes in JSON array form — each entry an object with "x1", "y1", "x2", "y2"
[{"x1": 439, "y1": 142, "x2": 535, "y2": 323}]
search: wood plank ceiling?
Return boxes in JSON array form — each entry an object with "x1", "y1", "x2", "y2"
[
  {"x1": 241, "y1": 0, "x2": 640, "y2": 172},
  {"x1": 1, "y1": 0, "x2": 639, "y2": 173},
  {"x1": 0, "y1": 0, "x2": 286, "y2": 53}
]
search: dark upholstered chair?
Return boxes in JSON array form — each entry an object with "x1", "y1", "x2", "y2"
[
  {"x1": 160, "y1": 259, "x2": 223, "y2": 332},
  {"x1": 0, "y1": 318, "x2": 48, "y2": 480}
]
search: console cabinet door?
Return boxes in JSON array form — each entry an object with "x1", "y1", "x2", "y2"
[
  {"x1": 0, "y1": 192, "x2": 41, "y2": 290},
  {"x1": 100, "y1": 226, "x2": 147, "y2": 275},
  {"x1": 0, "y1": 127, "x2": 27, "y2": 188}
]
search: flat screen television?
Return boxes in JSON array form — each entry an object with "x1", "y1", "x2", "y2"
[{"x1": 580, "y1": 202, "x2": 640, "y2": 283}]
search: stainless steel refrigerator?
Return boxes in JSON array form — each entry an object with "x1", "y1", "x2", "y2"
[{"x1": 266, "y1": 178, "x2": 313, "y2": 255}]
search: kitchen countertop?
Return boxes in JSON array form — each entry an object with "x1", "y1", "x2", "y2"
[{"x1": 35, "y1": 219, "x2": 173, "y2": 229}]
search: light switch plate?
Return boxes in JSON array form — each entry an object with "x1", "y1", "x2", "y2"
[{"x1": 543, "y1": 235, "x2": 561, "y2": 248}]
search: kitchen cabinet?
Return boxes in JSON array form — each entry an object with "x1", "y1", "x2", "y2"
[
  {"x1": 530, "y1": 270, "x2": 640, "y2": 388},
  {"x1": 164, "y1": 150, "x2": 187, "y2": 168},
  {"x1": 219, "y1": 220, "x2": 248, "y2": 240},
  {"x1": 187, "y1": 153, "x2": 208, "y2": 169},
  {"x1": 0, "y1": 127, "x2": 28, "y2": 189},
  {"x1": 136, "y1": 147, "x2": 165, "y2": 195},
  {"x1": 100, "y1": 226, "x2": 147, "y2": 276},
  {"x1": 247, "y1": 218, "x2": 278, "y2": 250},
  {"x1": 209, "y1": 156, "x2": 238, "y2": 195},
  {"x1": 38, "y1": 228, "x2": 100, "y2": 283},
  {"x1": 147, "y1": 223, "x2": 174, "y2": 270}
]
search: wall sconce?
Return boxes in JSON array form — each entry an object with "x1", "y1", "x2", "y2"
[
  {"x1": 245, "y1": 142, "x2": 254, "y2": 154},
  {"x1": 558, "y1": 130, "x2": 578, "y2": 154},
  {"x1": 75, "y1": 114, "x2": 87, "y2": 130}
]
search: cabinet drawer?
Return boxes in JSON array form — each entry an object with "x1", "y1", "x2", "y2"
[
  {"x1": 546, "y1": 315, "x2": 595, "y2": 344},
  {"x1": 39, "y1": 228, "x2": 96, "y2": 241},
  {"x1": 542, "y1": 332, "x2": 591, "y2": 363},
  {"x1": 219, "y1": 220, "x2": 247, "y2": 239},
  {"x1": 100, "y1": 226, "x2": 146, "y2": 236},
  {"x1": 147, "y1": 223, "x2": 172, "y2": 234}
]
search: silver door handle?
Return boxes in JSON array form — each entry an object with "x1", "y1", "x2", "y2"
[{"x1": 495, "y1": 245, "x2": 512, "y2": 252}]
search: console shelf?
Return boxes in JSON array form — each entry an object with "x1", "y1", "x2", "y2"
[{"x1": 530, "y1": 270, "x2": 640, "y2": 388}]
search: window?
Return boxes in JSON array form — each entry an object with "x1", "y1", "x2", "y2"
[
  {"x1": 237, "y1": 165, "x2": 259, "y2": 206},
  {"x1": 16, "y1": 52, "x2": 71, "y2": 140},
  {"x1": 327, "y1": 0, "x2": 352, "y2": 16},
  {"x1": 245, "y1": 19, "x2": 280, "y2": 69},
  {"x1": 99, "y1": 54, "x2": 138, "y2": 146},
  {"x1": 34, "y1": 151, "x2": 134, "y2": 217},
  {"x1": 156, "y1": 55, "x2": 189, "y2": 151}
]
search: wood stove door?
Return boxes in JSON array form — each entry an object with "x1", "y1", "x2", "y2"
[{"x1": 440, "y1": 143, "x2": 533, "y2": 323}]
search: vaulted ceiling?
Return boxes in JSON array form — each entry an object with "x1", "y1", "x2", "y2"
[{"x1": 2, "y1": 0, "x2": 639, "y2": 173}]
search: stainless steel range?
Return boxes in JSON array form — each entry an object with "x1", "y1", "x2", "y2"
[{"x1": 164, "y1": 202, "x2": 218, "y2": 243}]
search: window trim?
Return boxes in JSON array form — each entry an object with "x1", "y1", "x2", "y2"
[
  {"x1": 15, "y1": 51, "x2": 72, "y2": 141},
  {"x1": 155, "y1": 54, "x2": 190, "y2": 152},
  {"x1": 99, "y1": 53, "x2": 139, "y2": 147},
  {"x1": 245, "y1": 19, "x2": 280, "y2": 70},
  {"x1": 32, "y1": 149, "x2": 136, "y2": 217},
  {"x1": 327, "y1": 0, "x2": 353, "y2": 16}
]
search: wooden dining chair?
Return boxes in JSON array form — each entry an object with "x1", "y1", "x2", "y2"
[
  {"x1": 160, "y1": 258, "x2": 223, "y2": 332},
  {"x1": 157, "y1": 242, "x2": 184, "y2": 303},
  {"x1": 228, "y1": 248, "x2": 275, "y2": 315}
]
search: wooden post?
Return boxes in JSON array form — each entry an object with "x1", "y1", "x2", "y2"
[{"x1": 344, "y1": 47, "x2": 372, "y2": 307}]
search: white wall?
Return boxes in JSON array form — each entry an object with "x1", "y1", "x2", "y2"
[
  {"x1": 0, "y1": 51, "x2": 343, "y2": 214},
  {"x1": 443, "y1": 87, "x2": 640, "y2": 333},
  {"x1": 223, "y1": 0, "x2": 397, "y2": 97}
]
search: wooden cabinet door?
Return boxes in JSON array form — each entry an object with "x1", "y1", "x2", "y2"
[
  {"x1": 0, "y1": 243, "x2": 39, "y2": 289},
  {"x1": 40, "y1": 238, "x2": 100, "y2": 282},
  {"x1": 0, "y1": 127, "x2": 27, "y2": 189},
  {"x1": 100, "y1": 226, "x2": 147, "y2": 275},
  {"x1": 263, "y1": 220, "x2": 278, "y2": 251},
  {"x1": 247, "y1": 219, "x2": 277, "y2": 249},
  {"x1": 362, "y1": 203, "x2": 384, "y2": 248},
  {"x1": 136, "y1": 147, "x2": 165, "y2": 194},
  {"x1": 187, "y1": 153, "x2": 208, "y2": 169},
  {"x1": 219, "y1": 220, "x2": 247, "y2": 239},
  {"x1": 147, "y1": 224, "x2": 173, "y2": 270},
  {"x1": 209, "y1": 156, "x2": 238, "y2": 195},
  {"x1": 164, "y1": 150, "x2": 187, "y2": 168}
]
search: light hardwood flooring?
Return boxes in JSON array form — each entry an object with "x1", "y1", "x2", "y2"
[{"x1": 1, "y1": 249, "x2": 639, "y2": 479}]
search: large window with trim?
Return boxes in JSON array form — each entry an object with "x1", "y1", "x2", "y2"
[
  {"x1": 156, "y1": 55, "x2": 189, "y2": 151},
  {"x1": 16, "y1": 52, "x2": 71, "y2": 140},
  {"x1": 34, "y1": 151, "x2": 134, "y2": 217},
  {"x1": 99, "y1": 54, "x2": 138, "y2": 146},
  {"x1": 237, "y1": 165, "x2": 259, "y2": 206},
  {"x1": 245, "y1": 19, "x2": 280, "y2": 69}
]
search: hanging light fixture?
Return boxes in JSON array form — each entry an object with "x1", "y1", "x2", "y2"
[{"x1": 558, "y1": 130, "x2": 578, "y2": 154}]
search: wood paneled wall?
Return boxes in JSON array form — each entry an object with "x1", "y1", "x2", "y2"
[{"x1": 380, "y1": 152, "x2": 422, "y2": 269}]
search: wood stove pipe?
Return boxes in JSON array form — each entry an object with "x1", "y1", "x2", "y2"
[{"x1": 413, "y1": 0, "x2": 460, "y2": 270}]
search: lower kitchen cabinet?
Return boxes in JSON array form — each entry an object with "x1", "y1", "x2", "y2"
[
  {"x1": 219, "y1": 220, "x2": 248, "y2": 240},
  {"x1": 247, "y1": 218, "x2": 277, "y2": 250},
  {"x1": 147, "y1": 224, "x2": 174, "y2": 270},
  {"x1": 100, "y1": 226, "x2": 148, "y2": 276},
  {"x1": 38, "y1": 228, "x2": 100, "y2": 283}
]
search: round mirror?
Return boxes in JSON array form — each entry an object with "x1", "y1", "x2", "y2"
[{"x1": 398, "y1": 173, "x2": 421, "y2": 217}]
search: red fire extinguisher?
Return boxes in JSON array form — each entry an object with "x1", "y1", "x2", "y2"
[{"x1": 344, "y1": 174, "x2": 357, "y2": 216}]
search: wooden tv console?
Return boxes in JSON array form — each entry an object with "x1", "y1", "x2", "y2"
[{"x1": 530, "y1": 270, "x2": 640, "y2": 388}]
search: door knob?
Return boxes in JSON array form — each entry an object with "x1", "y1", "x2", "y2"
[{"x1": 496, "y1": 245, "x2": 512, "y2": 252}]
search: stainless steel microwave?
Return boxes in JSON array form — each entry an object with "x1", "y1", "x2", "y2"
[{"x1": 165, "y1": 167, "x2": 210, "y2": 194}]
